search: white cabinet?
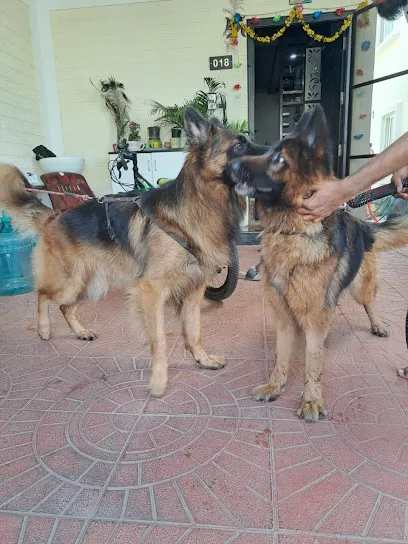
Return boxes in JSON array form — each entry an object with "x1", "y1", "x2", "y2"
[
  {"x1": 150, "y1": 152, "x2": 186, "y2": 185},
  {"x1": 136, "y1": 153, "x2": 153, "y2": 185},
  {"x1": 110, "y1": 151, "x2": 187, "y2": 193}
]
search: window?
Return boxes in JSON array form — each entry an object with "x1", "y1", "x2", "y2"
[
  {"x1": 378, "y1": 17, "x2": 395, "y2": 43},
  {"x1": 381, "y1": 111, "x2": 396, "y2": 151}
]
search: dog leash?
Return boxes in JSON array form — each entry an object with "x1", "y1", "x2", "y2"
[
  {"x1": 26, "y1": 188, "x2": 94, "y2": 200},
  {"x1": 347, "y1": 179, "x2": 408, "y2": 208},
  {"x1": 26, "y1": 188, "x2": 200, "y2": 264}
]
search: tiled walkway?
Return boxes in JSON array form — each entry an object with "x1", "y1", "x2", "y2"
[{"x1": 0, "y1": 246, "x2": 407, "y2": 544}]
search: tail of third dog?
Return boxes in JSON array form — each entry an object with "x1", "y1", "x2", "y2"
[
  {"x1": 0, "y1": 164, "x2": 54, "y2": 236},
  {"x1": 372, "y1": 215, "x2": 408, "y2": 252}
]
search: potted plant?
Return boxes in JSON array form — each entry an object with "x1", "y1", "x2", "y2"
[
  {"x1": 227, "y1": 119, "x2": 250, "y2": 134},
  {"x1": 128, "y1": 121, "x2": 144, "y2": 151},
  {"x1": 91, "y1": 77, "x2": 131, "y2": 150},
  {"x1": 150, "y1": 78, "x2": 227, "y2": 147}
]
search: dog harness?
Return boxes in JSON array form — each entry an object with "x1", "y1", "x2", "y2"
[{"x1": 101, "y1": 195, "x2": 201, "y2": 265}]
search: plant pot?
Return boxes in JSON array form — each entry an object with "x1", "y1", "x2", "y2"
[
  {"x1": 128, "y1": 140, "x2": 145, "y2": 152},
  {"x1": 148, "y1": 126, "x2": 160, "y2": 140},
  {"x1": 171, "y1": 128, "x2": 182, "y2": 138}
]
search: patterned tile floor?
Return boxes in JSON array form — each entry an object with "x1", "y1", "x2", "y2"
[{"x1": 0, "y1": 246, "x2": 407, "y2": 543}]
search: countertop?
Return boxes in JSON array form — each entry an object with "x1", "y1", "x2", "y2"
[{"x1": 109, "y1": 148, "x2": 186, "y2": 154}]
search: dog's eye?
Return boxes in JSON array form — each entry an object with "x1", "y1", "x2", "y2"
[
  {"x1": 235, "y1": 136, "x2": 247, "y2": 149},
  {"x1": 271, "y1": 152, "x2": 286, "y2": 165}
]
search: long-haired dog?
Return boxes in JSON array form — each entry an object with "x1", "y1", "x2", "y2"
[
  {"x1": 0, "y1": 108, "x2": 267, "y2": 397},
  {"x1": 226, "y1": 105, "x2": 408, "y2": 421}
]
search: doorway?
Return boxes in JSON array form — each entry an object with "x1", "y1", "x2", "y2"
[{"x1": 247, "y1": 14, "x2": 351, "y2": 230}]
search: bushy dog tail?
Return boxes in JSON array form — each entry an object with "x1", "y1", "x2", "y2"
[
  {"x1": 372, "y1": 215, "x2": 408, "y2": 253},
  {"x1": 0, "y1": 164, "x2": 55, "y2": 236}
]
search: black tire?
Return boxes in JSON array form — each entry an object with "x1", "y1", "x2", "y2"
[{"x1": 204, "y1": 244, "x2": 239, "y2": 301}]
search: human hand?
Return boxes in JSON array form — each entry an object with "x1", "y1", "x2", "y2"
[
  {"x1": 297, "y1": 180, "x2": 351, "y2": 222},
  {"x1": 391, "y1": 166, "x2": 408, "y2": 200}
]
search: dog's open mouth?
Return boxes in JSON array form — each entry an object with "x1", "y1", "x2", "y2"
[
  {"x1": 225, "y1": 158, "x2": 283, "y2": 200},
  {"x1": 234, "y1": 180, "x2": 278, "y2": 197},
  {"x1": 234, "y1": 182, "x2": 255, "y2": 197}
]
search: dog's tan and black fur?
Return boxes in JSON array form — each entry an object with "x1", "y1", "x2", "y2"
[
  {"x1": 0, "y1": 108, "x2": 266, "y2": 397},
  {"x1": 226, "y1": 105, "x2": 408, "y2": 422}
]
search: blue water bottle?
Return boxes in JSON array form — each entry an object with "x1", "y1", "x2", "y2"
[{"x1": 0, "y1": 212, "x2": 36, "y2": 296}]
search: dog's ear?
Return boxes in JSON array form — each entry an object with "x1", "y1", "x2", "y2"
[
  {"x1": 184, "y1": 108, "x2": 210, "y2": 144},
  {"x1": 294, "y1": 106, "x2": 329, "y2": 150},
  {"x1": 209, "y1": 117, "x2": 224, "y2": 128},
  {"x1": 294, "y1": 110, "x2": 312, "y2": 138},
  {"x1": 305, "y1": 105, "x2": 330, "y2": 149}
]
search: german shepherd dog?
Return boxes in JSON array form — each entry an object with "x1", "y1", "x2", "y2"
[
  {"x1": 0, "y1": 108, "x2": 266, "y2": 397},
  {"x1": 226, "y1": 105, "x2": 408, "y2": 422}
]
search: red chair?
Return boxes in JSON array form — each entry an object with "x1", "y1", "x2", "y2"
[{"x1": 40, "y1": 172, "x2": 95, "y2": 212}]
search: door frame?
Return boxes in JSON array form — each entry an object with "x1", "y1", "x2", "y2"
[
  {"x1": 346, "y1": 3, "x2": 408, "y2": 172},
  {"x1": 247, "y1": 10, "x2": 353, "y2": 142},
  {"x1": 246, "y1": 11, "x2": 353, "y2": 230}
]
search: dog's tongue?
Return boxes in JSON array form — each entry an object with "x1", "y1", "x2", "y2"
[{"x1": 235, "y1": 183, "x2": 254, "y2": 197}]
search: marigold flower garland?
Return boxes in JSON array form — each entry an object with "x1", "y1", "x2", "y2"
[{"x1": 228, "y1": 1, "x2": 368, "y2": 46}]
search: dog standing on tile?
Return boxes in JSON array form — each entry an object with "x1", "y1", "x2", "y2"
[
  {"x1": 0, "y1": 108, "x2": 267, "y2": 398},
  {"x1": 226, "y1": 105, "x2": 408, "y2": 422}
]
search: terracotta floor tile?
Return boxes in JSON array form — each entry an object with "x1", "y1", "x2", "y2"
[{"x1": 0, "y1": 247, "x2": 407, "y2": 542}]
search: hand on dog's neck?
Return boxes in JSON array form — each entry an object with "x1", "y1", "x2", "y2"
[{"x1": 259, "y1": 202, "x2": 322, "y2": 236}]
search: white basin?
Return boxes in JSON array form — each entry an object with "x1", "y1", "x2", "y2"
[{"x1": 39, "y1": 157, "x2": 85, "y2": 175}]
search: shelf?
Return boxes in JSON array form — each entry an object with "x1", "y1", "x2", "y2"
[
  {"x1": 282, "y1": 90, "x2": 303, "y2": 95},
  {"x1": 282, "y1": 101, "x2": 305, "y2": 106},
  {"x1": 282, "y1": 112, "x2": 290, "y2": 117},
  {"x1": 282, "y1": 123, "x2": 290, "y2": 128}
]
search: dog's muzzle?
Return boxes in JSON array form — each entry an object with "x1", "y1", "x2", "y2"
[{"x1": 225, "y1": 158, "x2": 284, "y2": 201}]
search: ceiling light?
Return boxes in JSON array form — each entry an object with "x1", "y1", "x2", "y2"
[{"x1": 290, "y1": 53, "x2": 297, "y2": 59}]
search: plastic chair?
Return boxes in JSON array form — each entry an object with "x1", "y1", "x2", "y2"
[{"x1": 40, "y1": 172, "x2": 95, "y2": 212}]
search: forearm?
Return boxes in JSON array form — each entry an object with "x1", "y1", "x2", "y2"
[{"x1": 341, "y1": 131, "x2": 408, "y2": 199}]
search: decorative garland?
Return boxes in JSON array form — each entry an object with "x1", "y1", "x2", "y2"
[{"x1": 225, "y1": 1, "x2": 368, "y2": 47}]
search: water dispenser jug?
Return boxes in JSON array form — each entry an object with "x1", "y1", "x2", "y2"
[{"x1": 0, "y1": 214, "x2": 36, "y2": 296}]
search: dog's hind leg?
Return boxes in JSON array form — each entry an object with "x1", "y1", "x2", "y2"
[
  {"x1": 252, "y1": 290, "x2": 296, "y2": 402},
  {"x1": 181, "y1": 285, "x2": 226, "y2": 370},
  {"x1": 136, "y1": 280, "x2": 169, "y2": 397},
  {"x1": 60, "y1": 302, "x2": 97, "y2": 341},
  {"x1": 351, "y1": 253, "x2": 389, "y2": 337},
  {"x1": 38, "y1": 292, "x2": 52, "y2": 340}
]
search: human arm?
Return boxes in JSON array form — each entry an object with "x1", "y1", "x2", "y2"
[{"x1": 298, "y1": 131, "x2": 408, "y2": 221}]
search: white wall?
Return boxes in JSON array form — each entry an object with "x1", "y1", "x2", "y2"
[
  {"x1": 50, "y1": 0, "x2": 360, "y2": 195},
  {"x1": 0, "y1": 0, "x2": 43, "y2": 174},
  {"x1": 370, "y1": 13, "x2": 408, "y2": 157},
  {"x1": 349, "y1": 10, "x2": 408, "y2": 192}
]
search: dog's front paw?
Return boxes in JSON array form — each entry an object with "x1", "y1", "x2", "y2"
[
  {"x1": 38, "y1": 328, "x2": 50, "y2": 341},
  {"x1": 196, "y1": 354, "x2": 226, "y2": 370},
  {"x1": 297, "y1": 399, "x2": 327, "y2": 423},
  {"x1": 148, "y1": 367, "x2": 168, "y2": 398},
  {"x1": 371, "y1": 324, "x2": 389, "y2": 338},
  {"x1": 77, "y1": 330, "x2": 97, "y2": 341},
  {"x1": 251, "y1": 383, "x2": 282, "y2": 402}
]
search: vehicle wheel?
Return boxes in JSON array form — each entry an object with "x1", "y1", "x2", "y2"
[{"x1": 204, "y1": 244, "x2": 239, "y2": 301}]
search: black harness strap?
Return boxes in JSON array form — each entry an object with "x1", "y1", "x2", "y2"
[
  {"x1": 102, "y1": 195, "x2": 200, "y2": 264},
  {"x1": 104, "y1": 202, "x2": 120, "y2": 246}
]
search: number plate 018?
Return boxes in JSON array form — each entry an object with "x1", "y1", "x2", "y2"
[{"x1": 209, "y1": 55, "x2": 233, "y2": 71}]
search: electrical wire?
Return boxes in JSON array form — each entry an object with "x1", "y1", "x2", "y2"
[{"x1": 108, "y1": 157, "x2": 135, "y2": 193}]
